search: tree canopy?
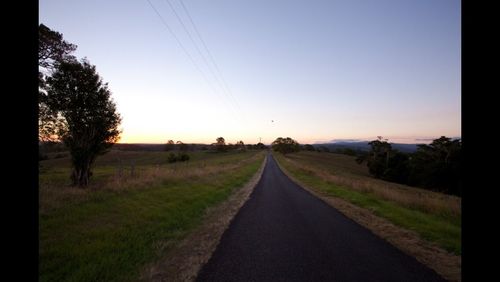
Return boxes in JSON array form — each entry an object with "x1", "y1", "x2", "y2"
[
  {"x1": 39, "y1": 24, "x2": 78, "y2": 142},
  {"x1": 215, "y1": 137, "x2": 227, "y2": 152},
  {"x1": 357, "y1": 136, "x2": 461, "y2": 196},
  {"x1": 45, "y1": 59, "x2": 121, "y2": 186},
  {"x1": 39, "y1": 23, "x2": 77, "y2": 70},
  {"x1": 39, "y1": 24, "x2": 121, "y2": 187},
  {"x1": 272, "y1": 137, "x2": 300, "y2": 154},
  {"x1": 408, "y1": 136, "x2": 461, "y2": 195}
]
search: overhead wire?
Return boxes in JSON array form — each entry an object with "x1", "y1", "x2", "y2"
[
  {"x1": 164, "y1": 0, "x2": 223, "y2": 95},
  {"x1": 164, "y1": 0, "x2": 244, "y2": 125},
  {"x1": 177, "y1": 0, "x2": 245, "y2": 120},
  {"x1": 145, "y1": 0, "x2": 240, "y2": 124}
]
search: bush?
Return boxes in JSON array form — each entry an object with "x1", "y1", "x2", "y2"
[
  {"x1": 167, "y1": 153, "x2": 177, "y2": 163},
  {"x1": 167, "y1": 152, "x2": 190, "y2": 163},
  {"x1": 178, "y1": 153, "x2": 190, "y2": 162}
]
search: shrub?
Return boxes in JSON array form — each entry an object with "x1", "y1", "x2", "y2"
[
  {"x1": 167, "y1": 152, "x2": 190, "y2": 163},
  {"x1": 167, "y1": 153, "x2": 177, "y2": 163},
  {"x1": 178, "y1": 153, "x2": 190, "y2": 162}
]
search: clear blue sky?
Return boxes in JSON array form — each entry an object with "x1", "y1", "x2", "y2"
[{"x1": 39, "y1": 0, "x2": 461, "y2": 144}]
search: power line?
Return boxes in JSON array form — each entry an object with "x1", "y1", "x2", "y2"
[
  {"x1": 146, "y1": 0, "x2": 195, "y2": 69},
  {"x1": 145, "y1": 0, "x2": 238, "y2": 122},
  {"x1": 178, "y1": 0, "x2": 244, "y2": 117},
  {"x1": 164, "y1": 0, "x2": 240, "y2": 117}
]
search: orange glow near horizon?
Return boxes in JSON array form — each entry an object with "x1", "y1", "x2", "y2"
[
  {"x1": 41, "y1": 0, "x2": 460, "y2": 149},
  {"x1": 118, "y1": 130, "x2": 460, "y2": 145}
]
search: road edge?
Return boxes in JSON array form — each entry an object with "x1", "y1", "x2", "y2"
[
  {"x1": 273, "y1": 153, "x2": 461, "y2": 282},
  {"x1": 140, "y1": 153, "x2": 268, "y2": 282}
]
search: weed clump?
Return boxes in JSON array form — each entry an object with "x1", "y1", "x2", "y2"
[{"x1": 168, "y1": 152, "x2": 190, "y2": 163}]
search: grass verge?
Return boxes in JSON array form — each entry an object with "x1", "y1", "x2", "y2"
[
  {"x1": 39, "y1": 150, "x2": 265, "y2": 282},
  {"x1": 273, "y1": 152, "x2": 460, "y2": 255}
]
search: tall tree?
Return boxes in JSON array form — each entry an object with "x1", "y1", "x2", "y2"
[
  {"x1": 45, "y1": 59, "x2": 121, "y2": 186},
  {"x1": 39, "y1": 24, "x2": 78, "y2": 142},
  {"x1": 356, "y1": 136, "x2": 393, "y2": 178},
  {"x1": 357, "y1": 136, "x2": 461, "y2": 196},
  {"x1": 409, "y1": 136, "x2": 462, "y2": 195},
  {"x1": 39, "y1": 24, "x2": 77, "y2": 70}
]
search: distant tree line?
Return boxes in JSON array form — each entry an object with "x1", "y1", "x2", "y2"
[
  {"x1": 271, "y1": 135, "x2": 461, "y2": 196},
  {"x1": 163, "y1": 137, "x2": 267, "y2": 154},
  {"x1": 301, "y1": 144, "x2": 364, "y2": 156},
  {"x1": 356, "y1": 136, "x2": 461, "y2": 196}
]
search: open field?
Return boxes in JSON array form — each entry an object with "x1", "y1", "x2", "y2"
[
  {"x1": 273, "y1": 151, "x2": 461, "y2": 255},
  {"x1": 39, "y1": 149, "x2": 265, "y2": 282}
]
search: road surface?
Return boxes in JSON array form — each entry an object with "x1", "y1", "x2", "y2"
[{"x1": 197, "y1": 153, "x2": 445, "y2": 281}]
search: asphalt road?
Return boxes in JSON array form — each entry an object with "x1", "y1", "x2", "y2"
[{"x1": 197, "y1": 153, "x2": 446, "y2": 282}]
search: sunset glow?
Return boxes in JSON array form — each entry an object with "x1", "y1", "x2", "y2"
[{"x1": 40, "y1": 0, "x2": 460, "y2": 145}]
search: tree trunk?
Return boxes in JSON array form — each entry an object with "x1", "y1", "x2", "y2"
[{"x1": 71, "y1": 160, "x2": 92, "y2": 187}]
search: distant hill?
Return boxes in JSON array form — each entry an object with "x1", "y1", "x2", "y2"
[{"x1": 314, "y1": 141, "x2": 421, "y2": 153}]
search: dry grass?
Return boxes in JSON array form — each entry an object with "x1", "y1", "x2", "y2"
[
  {"x1": 39, "y1": 151, "x2": 264, "y2": 215},
  {"x1": 277, "y1": 162, "x2": 461, "y2": 282},
  {"x1": 39, "y1": 150, "x2": 266, "y2": 282},
  {"x1": 275, "y1": 152, "x2": 462, "y2": 281},
  {"x1": 283, "y1": 152, "x2": 461, "y2": 217},
  {"x1": 140, "y1": 156, "x2": 268, "y2": 282}
]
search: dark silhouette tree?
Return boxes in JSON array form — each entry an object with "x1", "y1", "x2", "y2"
[
  {"x1": 176, "y1": 140, "x2": 189, "y2": 152},
  {"x1": 272, "y1": 137, "x2": 300, "y2": 154},
  {"x1": 236, "y1": 140, "x2": 246, "y2": 151},
  {"x1": 39, "y1": 24, "x2": 77, "y2": 70},
  {"x1": 215, "y1": 137, "x2": 227, "y2": 152},
  {"x1": 39, "y1": 24, "x2": 78, "y2": 143},
  {"x1": 164, "y1": 140, "x2": 175, "y2": 151},
  {"x1": 356, "y1": 136, "x2": 393, "y2": 178},
  {"x1": 408, "y1": 136, "x2": 462, "y2": 195},
  {"x1": 357, "y1": 136, "x2": 461, "y2": 196},
  {"x1": 383, "y1": 151, "x2": 410, "y2": 183},
  {"x1": 45, "y1": 59, "x2": 121, "y2": 187}
]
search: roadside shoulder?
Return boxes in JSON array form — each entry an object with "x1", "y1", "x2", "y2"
[
  {"x1": 140, "y1": 154, "x2": 267, "y2": 282},
  {"x1": 273, "y1": 154, "x2": 461, "y2": 282}
]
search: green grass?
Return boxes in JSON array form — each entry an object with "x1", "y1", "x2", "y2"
[
  {"x1": 274, "y1": 152, "x2": 461, "y2": 255},
  {"x1": 39, "y1": 150, "x2": 265, "y2": 282}
]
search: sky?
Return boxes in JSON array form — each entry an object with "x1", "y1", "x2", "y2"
[{"x1": 39, "y1": 0, "x2": 461, "y2": 145}]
